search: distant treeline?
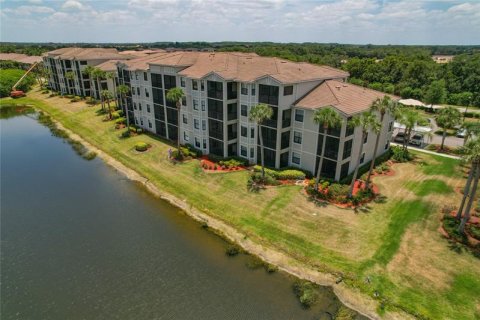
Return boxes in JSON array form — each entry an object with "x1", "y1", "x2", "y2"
[{"x1": 2, "y1": 42, "x2": 479, "y2": 106}]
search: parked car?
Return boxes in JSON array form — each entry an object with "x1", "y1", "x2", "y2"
[
  {"x1": 409, "y1": 133, "x2": 424, "y2": 146},
  {"x1": 394, "y1": 132, "x2": 406, "y2": 143},
  {"x1": 457, "y1": 129, "x2": 467, "y2": 138}
]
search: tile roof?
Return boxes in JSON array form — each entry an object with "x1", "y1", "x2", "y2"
[
  {"x1": 0, "y1": 53, "x2": 42, "y2": 64},
  {"x1": 96, "y1": 60, "x2": 120, "y2": 72},
  {"x1": 119, "y1": 51, "x2": 348, "y2": 84},
  {"x1": 44, "y1": 47, "x2": 126, "y2": 60},
  {"x1": 295, "y1": 80, "x2": 398, "y2": 116}
]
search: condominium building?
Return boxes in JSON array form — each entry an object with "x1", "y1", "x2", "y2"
[
  {"x1": 42, "y1": 48, "x2": 160, "y2": 98},
  {"x1": 115, "y1": 51, "x2": 396, "y2": 180}
]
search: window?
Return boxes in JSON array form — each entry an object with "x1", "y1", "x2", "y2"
[
  {"x1": 364, "y1": 132, "x2": 368, "y2": 144},
  {"x1": 194, "y1": 118, "x2": 200, "y2": 129},
  {"x1": 241, "y1": 145, "x2": 247, "y2": 157},
  {"x1": 192, "y1": 80, "x2": 198, "y2": 91},
  {"x1": 144, "y1": 72, "x2": 148, "y2": 81},
  {"x1": 184, "y1": 131, "x2": 189, "y2": 141},
  {"x1": 195, "y1": 137, "x2": 201, "y2": 148},
  {"x1": 152, "y1": 88, "x2": 164, "y2": 105},
  {"x1": 132, "y1": 87, "x2": 135, "y2": 95},
  {"x1": 182, "y1": 114, "x2": 188, "y2": 124},
  {"x1": 241, "y1": 83, "x2": 248, "y2": 95},
  {"x1": 193, "y1": 99, "x2": 199, "y2": 110},
  {"x1": 207, "y1": 81, "x2": 223, "y2": 100},
  {"x1": 147, "y1": 104, "x2": 151, "y2": 113},
  {"x1": 360, "y1": 153, "x2": 365, "y2": 164},
  {"x1": 140, "y1": 118, "x2": 144, "y2": 125},
  {"x1": 251, "y1": 86, "x2": 256, "y2": 96},
  {"x1": 292, "y1": 152, "x2": 301, "y2": 164},
  {"x1": 137, "y1": 87, "x2": 140, "y2": 96},
  {"x1": 293, "y1": 131, "x2": 302, "y2": 144},
  {"x1": 148, "y1": 120, "x2": 152, "y2": 128},
  {"x1": 201, "y1": 80, "x2": 205, "y2": 91},
  {"x1": 80, "y1": 61, "x2": 87, "y2": 65},
  {"x1": 281, "y1": 131, "x2": 290, "y2": 149},
  {"x1": 151, "y1": 73, "x2": 163, "y2": 88},
  {"x1": 182, "y1": 96, "x2": 187, "y2": 106},
  {"x1": 135, "y1": 73, "x2": 138, "y2": 80},
  {"x1": 201, "y1": 100, "x2": 206, "y2": 111},
  {"x1": 388, "y1": 121, "x2": 393, "y2": 132},
  {"x1": 241, "y1": 126, "x2": 247, "y2": 137},
  {"x1": 343, "y1": 139, "x2": 353, "y2": 159},
  {"x1": 135, "y1": 117, "x2": 138, "y2": 124},
  {"x1": 139, "y1": 103, "x2": 142, "y2": 111},
  {"x1": 133, "y1": 102, "x2": 137, "y2": 110},
  {"x1": 145, "y1": 88, "x2": 149, "y2": 98},
  {"x1": 180, "y1": 77, "x2": 186, "y2": 87},
  {"x1": 250, "y1": 128, "x2": 255, "y2": 139},
  {"x1": 241, "y1": 104, "x2": 248, "y2": 117},
  {"x1": 295, "y1": 109, "x2": 304, "y2": 122},
  {"x1": 202, "y1": 120, "x2": 206, "y2": 130},
  {"x1": 259, "y1": 84, "x2": 279, "y2": 105},
  {"x1": 284, "y1": 85, "x2": 293, "y2": 96},
  {"x1": 203, "y1": 138, "x2": 207, "y2": 149},
  {"x1": 250, "y1": 147, "x2": 254, "y2": 158}
]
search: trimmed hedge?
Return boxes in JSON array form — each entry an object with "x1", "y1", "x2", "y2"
[
  {"x1": 253, "y1": 165, "x2": 306, "y2": 180},
  {"x1": 135, "y1": 142, "x2": 149, "y2": 152},
  {"x1": 207, "y1": 154, "x2": 249, "y2": 166}
]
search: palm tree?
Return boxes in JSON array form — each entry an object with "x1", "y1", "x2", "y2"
[
  {"x1": 366, "y1": 96, "x2": 398, "y2": 188},
  {"x1": 462, "y1": 122, "x2": 480, "y2": 146},
  {"x1": 348, "y1": 112, "x2": 380, "y2": 198},
  {"x1": 166, "y1": 87, "x2": 186, "y2": 156},
  {"x1": 65, "y1": 71, "x2": 75, "y2": 95},
  {"x1": 101, "y1": 90, "x2": 114, "y2": 119},
  {"x1": 117, "y1": 84, "x2": 130, "y2": 128},
  {"x1": 456, "y1": 138, "x2": 480, "y2": 231},
  {"x1": 396, "y1": 108, "x2": 423, "y2": 152},
  {"x1": 92, "y1": 68, "x2": 106, "y2": 111},
  {"x1": 313, "y1": 107, "x2": 342, "y2": 191},
  {"x1": 436, "y1": 106, "x2": 462, "y2": 150},
  {"x1": 249, "y1": 103, "x2": 273, "y2": 179},
  {"x1": 82, "y1": 66, "x2": 95, "y2": 98},
  {"x1": 106, "y1": 72, "x2": 118, "y2": 108}
]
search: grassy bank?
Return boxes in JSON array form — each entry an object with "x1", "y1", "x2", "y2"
[{"x1": 2, "y1": 88, "x2": 479, "y2": 320}]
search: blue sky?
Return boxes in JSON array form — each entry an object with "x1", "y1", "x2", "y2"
[{"x1": 1, "y1": 0, "x2": 479, "y2": 44}]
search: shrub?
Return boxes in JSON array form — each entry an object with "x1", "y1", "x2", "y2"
[
  {"x1": 136, "y1": 128, "x2": 143, "y2": 134},
  {"x1": 219, "y1": 159, "x2": 242, "y2": 169},
  {"x1": 135, "y1": 142, "x2": 149, "y2": 152},
  {"x1": 391, "y1": 146, "x2": 412, "y2": 162},
  {"x1": 117, "y1": 110, "x2": 124, "y2": 117},
  {"x1": 253, "y1": 166, "x2": 305, "y2": 180},
  {"x1": 245, "y1": 256, "x2": 264, "y2": 269},
  {"x1": 111, "y1": 111, "x2": 120, "y2": 119},
  {"x1": 328, "y1": 183, "x2": 349, "y2": 200},
  {"x1": 115, "y1": 117, "x2": 126, "y2": 125},
  {"x1": 225, "y1": 244, "x2": 240, "y2": 256},
  {"x1": 70, "y1": 97, "x2": 81, "y2": 102},
  {"x1": 83, "y1": 151, "x2": 97, "y2": 160},
  {"x1": 207, "y1": 154, "x2": 249, "y2": 166},
  {"x1": 292, "y1": 280, "x2": 319, "y2": 308},
  {"x1": 121, "y1": 130, "x2": 130, "y2": 138},
  {"x1": 265, "y1": 264, "x2": 278, "y2": 273},
  {"x1": 184, "y1": 144, "x2": 203, "y2": 157},
  {"x1": 129, "y1": 126, "x2": 137, "y2": 133},
  {"x1": 0, "y1": 69, "x2": 35, "y2": 98}
]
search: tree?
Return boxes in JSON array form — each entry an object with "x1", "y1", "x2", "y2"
[
  {"x1": 456, "y1": 138, "x2": 480, "y2": 222},
  {"x1": 106, "y1": 72, "x2": 118, "y2": 107},
  {"x1": 117, "y1": 84, "x2": 130, "y2": 128},
  {"x1": 348, "y1": 112, "x2": 380, "y2": 197},
  {"x1": 424, "y1": 80, "x2": 446, "y2": 105},
  {"x1": 101, "y1": 90, "x2": 114, "y2": 119},
  {"x1": 458, "y1": 138, "x2": 480, "y2": 234},
  {"x1": 396, "y1": 107, "x2": 424, "y2": 152},
  {"x1": 65, "y1": 71, "x2": 75, "y2": 95},
  {"x1": 249, "y1": 103, "x2": 273, "y2": 179},
  {"x1": 92, "y1": 68, "x2": 106, "y2": 111},
  {"x1": 436, "y1": 106, "x2": 462, "y2": 150},
  {"x1": 166, "y1": 87, "x2": 186, "y2": 157},
  {"x1": 366, "y1": 96, "x2": 397, "y2": 188},
  {"x1": 312, "y1": 107, "x2": 342, "y2": 191},
  {"x1": 82, "y1": 66, "x2": 95, "y2": 98},
  {"x1": 462, "y1": 122, "x2": 480, "y2": 146}
]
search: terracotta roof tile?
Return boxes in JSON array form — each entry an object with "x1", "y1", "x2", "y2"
[
  {"x1": 295, "y1": 80, "x2": 398, "y2": 115},
  {"x1": 0, "y1": 53, "x2": 42, "y2": 64}
]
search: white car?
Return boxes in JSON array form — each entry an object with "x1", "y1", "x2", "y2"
[
  {"x1": 409, "y1": 134, "x2": 424, "y2": 146},
  {"x1": 457, "y1": 129, "x2": 467, "y2": 138}
]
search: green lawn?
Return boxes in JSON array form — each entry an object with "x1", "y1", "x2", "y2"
[{"x1": 2, "y1": 89, "x2": 480, "y2": 320}]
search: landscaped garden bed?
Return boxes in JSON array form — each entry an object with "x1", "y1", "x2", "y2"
[
  {"x1": 200, "y1": 155, "x2": 248, "y2": 172},
  {"x1": 306, "y1": 179, "x2": 378, "y2": 208},
  {"x1": 441, "y1": 211, "x2": 480, "y2": 258}
]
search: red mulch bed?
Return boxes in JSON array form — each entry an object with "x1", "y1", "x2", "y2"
[
  {"x1": 200, "y1": 156, "x2": 246, "y2": 173},
  {"x1": 441, "y1": 211, "x2": 480, "y2": 246}
]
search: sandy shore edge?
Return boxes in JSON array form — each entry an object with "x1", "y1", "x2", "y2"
[{"x1": 40, "y1": 108, "x2": 413, "y2": 320}]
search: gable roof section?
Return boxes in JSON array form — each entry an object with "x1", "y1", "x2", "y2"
[
  {"x1": 295, "y1": 80, "x2": 398, "y2": 116},
  {"x1": 44, "y1": 47, "x2": 127, "y2": 60}
]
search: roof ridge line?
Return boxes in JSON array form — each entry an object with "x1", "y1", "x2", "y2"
[{"x1": 325, "y1": 80, "x2": 340, "y2": 105}]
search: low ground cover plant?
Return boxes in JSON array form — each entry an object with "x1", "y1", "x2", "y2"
[
  {"x1": 134, "y1": 141, "x2": 150, "y2": 152},
  {"x1": 252, "y1": 166, "x2": 306, "y2": 180}
]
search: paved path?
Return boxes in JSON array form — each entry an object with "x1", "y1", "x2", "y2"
[{"x1": 390, "y1": 142, "x2": 461, "y2": 159}]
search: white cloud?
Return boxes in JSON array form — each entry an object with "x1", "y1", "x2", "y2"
[
  {"x1": 61, "y1": 0, "x2": 87, "y2": 11},
  {"x1": 28, "y1": 0, "x2": 43, "y2": 3}
]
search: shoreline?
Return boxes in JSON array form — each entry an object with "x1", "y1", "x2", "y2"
[{"x1": 34, "y1": 106, "x2": 413, "y2": 320}]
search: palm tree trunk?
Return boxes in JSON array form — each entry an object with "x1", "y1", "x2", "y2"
[
  {"x1": 456, "y1": 161, "x2": 476, "y2": 220},
  {"x1": 314, "y1": 128, "x2": 327, "y2": 191},
  {"x1": 124, "y1": 96, "x2": 130, "y2": 129},
  {"x1": 107, "y1": 99, "x2": 112, "y2": 119},
  {"x1": 441, "y1": 129, "x2": 447, "y2": 150},
  {"x1": 458, "y1": 162, "x2": 480, "y2": 234},
  {"x1": 366, "y1": 114, "x2": 384, "y2": 189},
  {"x1": 259, "y1": 124, "x2": 265, "y2": 179},
  {"x1": 113, "y1": 81, "x2": 118, "y2": 108},
  {"x1": 349, "y1": 132, "x2": 366, "y2": 197},
  {"x1": 177, "y1": 102, "x2": 181, "y2": 156}
]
